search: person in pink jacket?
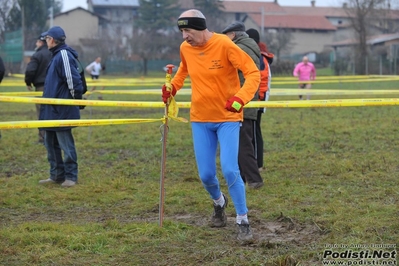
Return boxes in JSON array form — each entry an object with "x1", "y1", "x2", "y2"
[{"x1": 293, "y1": 56, "x2": 316, "y2": 100}]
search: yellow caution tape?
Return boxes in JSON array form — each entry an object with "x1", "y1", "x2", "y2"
[
  {"x1": 0, "y1": 118, "x2": 163, "y2": 130},
  {"x1": 3, "y1": 89, "x2": 399, "y2": 97},
  {"x1": 10, "y1": 73, "x2": 398, "y2": 81},
  {"x1": 0, "y1": 91, "x2": 43, "y2": 96},
  {"x1": 272, "y1": 75, "x2": 399, "y2": 81},
  {"x1": 270, "y1": 89, "x2": 399, "y2": 96},
  {"x1": 2, "y1": 95, "x2": 399, "y2": 108},
  {"x1": 0, "y1": 95, "x2": 164, "y2": 107},
  {"x1": 271, "y1": 78, "x2": 399, "y2": 85},
  {"x1": 2, "y1": 75, "x2": 397, "y2": 86},
  {"x1": 245, "y1": 98, "x2": 399, "y2": 108}
]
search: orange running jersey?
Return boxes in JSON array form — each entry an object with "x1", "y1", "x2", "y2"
[{"x1": 172, "y1": 33, "x2": 260, "y2": 122}]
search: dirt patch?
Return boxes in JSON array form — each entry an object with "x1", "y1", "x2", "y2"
[
  {"x1": 1, "y1": 206, "x2": 326, "y2": 248},
  {"x1": 174, "y1": 211, "x2": 326, "y2": 247}
]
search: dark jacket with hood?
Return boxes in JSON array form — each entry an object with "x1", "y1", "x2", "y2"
[
  {"x1": 39, "y1": 43, "x2": 83, "y2": 131},
  {"x1": 233, "y1": 33, "x2": 261, "y2": 120},
  {"x1": 24, "y1": 43, "x2": 52, "y2": 87}
]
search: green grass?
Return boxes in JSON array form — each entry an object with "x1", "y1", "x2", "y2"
[
  {"x1": 0, "y1": 76, "x2": 398, "y2": 265},
  {"x1": 314, "y1": 67, "x2": 334, "y2": 76}
]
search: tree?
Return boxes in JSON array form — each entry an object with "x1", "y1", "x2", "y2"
[
  {"x1": 3, "y1": 0, "x2": 62, "y2": 49},
  {"x1": 344, "y1": 0, "x2": 387, "y2": 74},
  {"x1": 135, "y1": 0, "x2": 181, "y2": 76},
  {"x1": 263, "y1": 29, "x2": 294, "y2": 62},
  {"x1": 193, "y1": 0, "x2": 226, "y2": 32}
]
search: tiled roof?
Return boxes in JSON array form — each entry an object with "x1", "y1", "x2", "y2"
[
  {"x1": 328, "y1": 33, "x2": 399, "y2": 47},
  {"x1": 54, "y1": 7, "x2": 104, "y2": 19},
  {"x1": 176, "y1": 0, "x2": 284, "y2": 13},
  {"x1": 249, "y1": 14, "x2": 337, "y2": 30},
  {"x1": 222, "y1": 1, "x2": 286, "y2": 14},
  {"x1": 282, "y1": 6, "x2": 350, "y2": 17},
  {"x1": 370, "y1": 33, "x2": 399, "y2": 44},
  {"x1": 90, "y1": 0, "x2": 139, "y2": 7}
]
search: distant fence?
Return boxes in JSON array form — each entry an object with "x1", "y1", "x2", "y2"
[
  {"x1": 333, "y1": 55, "x2": 399, "y2": 76},
  {"x1": 102, "y1": 60, "x2": 181, "y2": 75}
]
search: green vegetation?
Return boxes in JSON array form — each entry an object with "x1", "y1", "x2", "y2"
[{"x1": 0, "y1": 76, "x2": 398, "y2": 265}]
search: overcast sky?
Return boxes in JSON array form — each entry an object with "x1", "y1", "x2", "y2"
[{"x1": 61, "y1": 0, "x2": 343, "y2": 12}]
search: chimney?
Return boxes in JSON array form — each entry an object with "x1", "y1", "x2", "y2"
[
  {"x1": 311, "y1": 0, "x2": 315, "y2": 7},
  {"x1": 343, "y1": 2, "x2": 347, "y2": 8}
]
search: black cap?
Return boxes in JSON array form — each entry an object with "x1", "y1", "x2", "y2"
[
  {"x1": 222, "y1": 21, "x2": 245, "y2": 34},
  {"x1": 246, "y1": 28, "x2": 260, "y2": 44},
  {"x1": 38, "y1": 33, "x2": 46, "y2": 42}
]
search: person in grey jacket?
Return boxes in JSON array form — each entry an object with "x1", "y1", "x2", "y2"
[
  {"x1": 25, "y1": 34, "x2": 52, "y2": 143},
  {"x1": 222, "y1": 21, "x2": 264, "y2": 189},
  {"x1": 38, "y1": 26, "x2": 83, "y2": 188}
]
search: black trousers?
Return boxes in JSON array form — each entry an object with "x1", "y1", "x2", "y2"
[
  {"x1": 239, "y1": 119, "x2": 263, "y2": 184},
  {"x1": 254, "y1": 110, "x2": 264, "y2": 168}
]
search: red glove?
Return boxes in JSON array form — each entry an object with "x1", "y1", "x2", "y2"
[
  {"x1": 162, "y1": 84, "x2": 177, "y2": 103},
  {"x1": 259, "y1": 91, "x2": 265, "y2": 101},
  {"x1": 225, "y1": 96, "x2": 244, "y2": 113}
]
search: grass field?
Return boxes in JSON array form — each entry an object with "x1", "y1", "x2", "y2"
[{"x1": 0, "y1": 74, "x2": 398, "y2": 265}]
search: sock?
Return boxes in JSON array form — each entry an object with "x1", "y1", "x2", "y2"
[
  {"x1": 213, "y1": 194, "x2": 225, "y2": 207},
  {"x1": 236, "y1": 214, "x2": 249, "y2": 224}
]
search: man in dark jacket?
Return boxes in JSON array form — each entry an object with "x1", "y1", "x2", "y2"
[
  {"x1": 0, "y1": 56, "x2": 5, "y2": 83},
  {"x1": 38, "y1": 26, "x2": 83, "y2": 188},
  {"x1": 222, "y1": 21, "x2": 264, "y2": 189},
  {"x1": 0, "y1": 56, "x2": 5, "y2": 139},
  {"x1": 25, "y1": 34, "x2": 52, "y2": 143}
]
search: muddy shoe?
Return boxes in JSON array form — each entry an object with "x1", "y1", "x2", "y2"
[
  {"x1": 237, "y1": 221, "x2": 253, "y2": 242},
  {"x1": 211, "y1": 194, "x2": 228, "y2": 227}
]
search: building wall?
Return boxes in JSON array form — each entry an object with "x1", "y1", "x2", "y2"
[
  {"x1": 92, "y1": 7, "x2": 136, "y2": 39},
  {"x1": 225, "y1": 13, "x2": 337, "y2": 55},
  {"x1": 290, "y1": 31, "x2": 335, "y2": 54},
  {"x1": 327, "y1": 17, "x2": 351, "y2": 27},
  {"x1": 52, "y1": 9, "x2": 99, "y2": 47}
]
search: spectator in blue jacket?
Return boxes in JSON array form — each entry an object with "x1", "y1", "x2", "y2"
[
  {"x1": 25, "y1": 33, "x2": 52, "y2": 143},
  {"x1": 38, "y1": 26, "x2": 83, "y2": 188}
]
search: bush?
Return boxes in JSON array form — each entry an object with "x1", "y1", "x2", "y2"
[{"x1": 270, "y1": 60, "x2": 295, "y2": 76}]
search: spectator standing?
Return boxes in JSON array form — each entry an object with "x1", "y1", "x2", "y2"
[
  {"x1": 25, "y1": 34, "x2": 52, "y2": 143},
  {"x1": 0, "y1": 56, "x2": 5, "y2": 139},
  {"x1": 38, "y1": 26, "x2": 83, "y2": 188},
  {"x1": 0, "y1": 56, "x2": 5, "y2": 83},
  {"x1": 162, "y1": 9, "x2": 260, "y2": 241},
  {"x1": 85, "y1": 57, "x2": 105, "y2": 100},
  {"x1": 246, "y1": 28, "x2": 273, "y2": 172},
  {"x1": 293, "y1": 56, "x2": 316, "y2": 100},
  {"x1": 222, "y1": 22, "x2": 264, "y2": 189}
]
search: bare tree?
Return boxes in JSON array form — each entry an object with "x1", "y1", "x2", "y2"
[
  {"x1": 263, "y1": 29, "x2": 294, "y2": 61},
  {"x1": 0, "y1": 0, "x2": 17, "y2": 42},
  {"x1": 133, "y1": 29, "x2": 181, "y2": 76},
  {"x1": 134, "y1": 0, "x2": 180, "y2": 76},
  {"x1": 193, "y1": 0, "x2": 227, "y2": 33},
  {"x1": 344, "y1": 0, "x2": 387, "y2": 74}
]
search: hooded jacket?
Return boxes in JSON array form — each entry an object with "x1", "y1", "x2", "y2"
[
  {"x1": 24, "y1": 43, "x2": 52, "y2": 87},
  {"x1": 233, "y1": 33, "x2": 261, "y2": 121},
  {"x1": 39, "y1": 43, "x2": 83, "y2": 131}
]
